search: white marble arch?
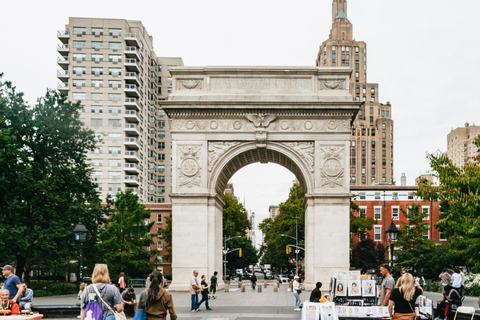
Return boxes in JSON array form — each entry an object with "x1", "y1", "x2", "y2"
[{"x1": 162, "y1": 66, "x2": 360, "y2": 291}]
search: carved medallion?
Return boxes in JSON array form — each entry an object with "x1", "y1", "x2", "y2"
[
  {"x1": 210, "y1": 121, "x2": 218, "y2": 130},
  {"x1": 320, "y1": 147, "x2": 345, "y2": 188},
  {"x1": 233, "y1": 121, "x2": 242, "y2": 130},
  {"x1": 178, "y1": 146, "x2": 201, "y2": 188},
  {"x1": 304, "y1": 121, "x2": 313, "y2": 130}
]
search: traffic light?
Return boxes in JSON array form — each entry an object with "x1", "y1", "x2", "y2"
[
  {"x1": 239, "y1": 249, "x2": 242, "y2": 257},
  {"x1": 286, "y1": 245, "x2": 292, "y2": 254}
]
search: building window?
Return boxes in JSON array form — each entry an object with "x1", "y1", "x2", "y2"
[
  {"x1": 108, "y1": 106, "x2": 121, "y2": 114},
  {"x1": 92, "y1": 28, "x2": 103, "y2": 36},
  {"x1": 109, "y1": 68, "x2": 121, "y2": 76},
  {"x1": 359, "y1": 207, "x2": 367, "y2": 216},
  {"x1": 157, "y1": 214, "x2": 163, "y2": 223},
  {"x1": 392, "y1": 207, "x2": 399, "y2": 220},
  {"x1": 73, "y1": 92, "x2": 85, "y2": 100},
  {"x1": 374, "y1": 207, "x2": 382, "y2": 220},
  {"x1": 158, "y1": 197, "x2": 165, "y2": 203},
  {"x1": 109, "y1": 29, "x2": 122, "y2": 36},
  {"x1": 439, "y1": 231, "x2": 447, "y2": 241},
  {"x1": 108, "y1": 93, "x2": 121, "y2": 102},
  {"x1": 359, "y1": 192, "x2": 365, "y2": 200},
  {"x1": 157, "y1": 131, "x2": 165, "y2": 138},
  {"x1": 108, "y1": 171, "x2": 121, "y2": 179},
  {"x1": 374, "y1": 226, "x2": 382, "y2": 241},
  {"x1": 375, "y1": 192, "x2": 380, "y2": 200},
  {"x1": 158, "y1": 165, "x2": 165, "y2": 173},
  {"x1": 73, "y1": 66, "x2": 86, "y2": 75},
  {"x1": 109, "y1": 54, "x2": 122, "y2": 63},
  {"x1": 109, "y1": 42, "x2": 122, "y2": 50},
  {"x1": 109, "y1": 133, "x2": 121, "y2": 141},
  {"x1": 157, "y1": 242, "x2": 163, "y2": 251},
  {"x1": 72, "y1": 79, "x2": 86, "y2": 87},
  {"x1": 73, "y1": 53, "x2": 86, "y2": 61},
  {"x1": 92, "y1": 54, "x2": 103, "y2": 62},
  {"x1": 158, "y1": 175, "x2": 165, "y2": 183},
  {"x1": 108, "y1": 146, "x2": 121, "y2": 154},
  {"x1": 355, "y1": 63, "x2": 359, "y2": 70},
  {"x1": 362, "y1": 176, "x2": 366, "y2": 183},
  {"x1": 109, "y1": 159, "x2": 122, "y2": 167},
  {"x1": 91, "y1": 80, "x2": 103, "y2": 88},
  {"x1": 351, "y1": 176, "x2": 356, "y2": 183},
  {"x1": 108, "y1": 119, "x2": 121, "y2": 127},
  {"x1": 423, "y1": 225, "x2": 430, "y2": 239},
  {"x1": 109, "y1": 80, "x2": 121, "y2": 88},
  {"x1": 108, "y1": 183, "x2": 121, "y2": 192},
  {"x1": 92, "y1": 41, "x2": 103, "y2": 49},
  {"x1": 422, "y1": 206, "x2": 430, "y2": 220},
  {"x1": 91, "y1": 67, "x2": 103, "y2": 75},
  {"x1": 72, "y1": 41, "x2": 86, "y2": 49},
  {"x1": 73, "y1": 27, "x2": 86, "y2": 35},
  {"x1": 408, "y1": 192, "x2": 414, "y2": 200},
  {"x1": 332, "y1": 45, "x2": 336, "y2": 51},
  {"x1": 355, "y1": 46, "x2": 359, "y2": 52},
  {"x1": 91, "y1": 93, "x2": 102, "y2": 101},
  {"x1": 91, "y1": 105, "x2": 103, "y2": 113}
]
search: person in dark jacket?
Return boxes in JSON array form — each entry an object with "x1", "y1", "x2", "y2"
[{"x1": 309, "y1": 282, "x2": 323, "y2": 302}]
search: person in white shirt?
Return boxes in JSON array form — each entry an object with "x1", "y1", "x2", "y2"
[
  {"x1": 292, "y1": 275, "x2": 303, "y2": 311},
  {"x1": 451, "y1": 268, "x2": 462, "y2": 294}
]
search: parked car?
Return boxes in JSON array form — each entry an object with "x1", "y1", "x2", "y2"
[
  {"x1": 276, "y1": 274, "x2": 289, "y2": 284},
  {"x1": 242, "y1": 272, "x2": 252, "y2": 280},
  {"x1": 265, "y1": 271, "x2": 274, "y2": 279}
]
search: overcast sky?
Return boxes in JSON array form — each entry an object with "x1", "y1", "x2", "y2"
[{"x1": 1, "y1": 1, "x2": 479, "y2": 241}]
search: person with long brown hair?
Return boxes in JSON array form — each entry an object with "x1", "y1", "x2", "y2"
[
  {"x1": 138, "y1": 270, "x2": 177, "y2": 320},
  {"x1": 388, "y1": 273, "x2": 423, "y2": 320},
  {"x1": 118, "y1": 272, "x2": 126, "y2": 293}
]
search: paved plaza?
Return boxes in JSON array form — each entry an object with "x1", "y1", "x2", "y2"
[{"x1": 34, "y1": 283, "x2": 480, "y2": 320}]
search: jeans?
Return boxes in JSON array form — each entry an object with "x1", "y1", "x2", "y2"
[
  {"x1": 294, "y1": 293, "x2": 301, "y2": 309},
  {"x1": 191, "y1": 294, "x2": 198, "y2": 311},
  {"x1": 197, "y1": 292, "x2": 210, "y2": 309},
  {"x1": 19, "y1": 301, "x2": 32, "y2": 311}
]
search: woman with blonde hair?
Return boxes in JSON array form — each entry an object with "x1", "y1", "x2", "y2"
[
  {"x1": 388, "y1": 272, "x2": 423, "y2": 319},
  {"x1": 81, "y1": 264, "x2": 124, "y2": 320}
]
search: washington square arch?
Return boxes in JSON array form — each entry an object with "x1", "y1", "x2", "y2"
[{"x1": 161, "y1": 66, "x2": 360, "y2": 291}]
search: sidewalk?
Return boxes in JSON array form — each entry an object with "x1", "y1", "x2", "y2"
[{"x1": 33, "y1": 286, "x2": 480, "y2": 320}]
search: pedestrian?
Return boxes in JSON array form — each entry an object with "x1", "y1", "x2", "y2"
[
  {"x1": 118, "y1": 272, "x2": 126, "y2": 293},
  {"x1": 196, "y1": 275, "x2": 212, "y2": 311},
  {"x1": 80, "y1": 264, "x2": 124, "y2": 320},
  {"x1": 18, "y1": 283, "x2": 33, "y2": 311},
  {"x1": 145, "y1": 273, "x2": 151, "y2": 289},
  {"x1": 415, "y1": 274, "x2": 425, "y2": 287},
  {"x1": 309, "y1": 282, "x2": 322, "y2": 302},
  {"x1": 434, "y1": 285, "x2": 462, "y2": 320},
  {"x1": 209, "y1": 271, "x2": 218, "y2": 299},
  {"x1": 451, "y1": 268, "x2": 462, "y2": 294},
  {"x1": 459, "y1": 268, "x2": 465, "y2": 295},
  {"x1": 251, "y1": 272, "x2": 257, "y2": 290},
  {"x1": 1, "y1": 265, "x2": 23, "y2": 303},
  {"x1": 379, "y1": 263, "x2": 395, "y2": 306},
  {"x1": 0, "y1": 289, "x2": 20, "y2": 315},
  {"x1": 189, "y1": 270, "x2": 201, "y2": 312},
  {"x1": 76, "y1": 283, "x2": 87, "y2": 318},
  {"x1": 388, "y1": 273, "x2": 423, "y2": 319},
  {"x1": 138, "y1": 270, "x2": 177, "y2": 320},
  {"x1": 121, "y1": 287, "x2": 137, "y2": 313},
  {"x1": 292, "y1": 275, "x2": 304, "y2": 311},
  {"x1": 439, "y1": 269, "x2": 451, "y2": 293}
]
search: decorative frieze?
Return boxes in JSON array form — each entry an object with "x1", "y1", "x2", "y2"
[
  {"x1": 177, "y1": 79, "x2": 203, "y2": 90},
  {"x1": 282, "y1": 142, "x2": 315, "y2": 172},
  {"x1": 320, "y1": 146, "x2": 345, "y2": 188},
  {"x1": 210, "y1": 77, "x2": 311, "y2": 91},
  {"x1": 208, "y1": 142, "x2": 241, "y2": 171},
  {"x1": 319, "y1": 80, "x2": 346, "y2": 90}
]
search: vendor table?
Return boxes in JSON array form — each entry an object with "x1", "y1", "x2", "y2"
[{"x1": 2, "y1": 314, "x2": 44, "y2": 320}]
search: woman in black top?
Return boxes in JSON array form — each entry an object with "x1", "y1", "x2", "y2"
[
  {"x1": 388, "y1": 273, "x2": 423, "y2": 319},
  {"x1": 196, "y1": 275, "x2": 212, "y2": 310}
]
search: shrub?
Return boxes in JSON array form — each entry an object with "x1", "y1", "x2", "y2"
[{"x1": 28, "y1": 282, "x2": 78, "y2": 297}]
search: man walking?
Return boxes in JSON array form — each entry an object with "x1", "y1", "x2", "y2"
[
  {"x1": 1, "y1": 265, "x2": 23, "y2": 303},
  {"x1": 378, "y1": 264, "x2": 394, "y2": 306},
  {"x1": 250, "y1": 272, "x2": 257, "y2": 290},
  {"x1": 189, "y1": 270, "x2": 201, "y2": 312},
  {"x1": 209, "y1": 272, "x2": 218, "y2": 299},
  {"x1": 439, "y1": 269, "x2": 451, "y2": 292}
]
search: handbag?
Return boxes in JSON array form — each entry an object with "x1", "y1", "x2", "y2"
[
  {"x1": 408, "y1": 301, "x2": 420, "y2": 320},
  {"x1": 133, "y1": 291, "x2": 146, "y2": 320},
  {"x1": 92, "y1": 284, "x2": 127, "y2": 320},
  {"x1": 195, "y1": 288, "x2": 201, "y2": 295}
]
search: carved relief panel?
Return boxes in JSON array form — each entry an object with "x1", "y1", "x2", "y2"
[
  {"x1": 177, "y1": 145, "x2": 202, "y2": 188},
  {"x1": 319, "y1": 146, "x2": 345, "y2": 189}
]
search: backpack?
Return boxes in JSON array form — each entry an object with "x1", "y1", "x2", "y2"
[{"x1": 83, "y1": 300, "x2": 103, "y2": 320}]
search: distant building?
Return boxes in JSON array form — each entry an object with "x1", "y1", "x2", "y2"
[
  {"x1": 269, "y1": 205, "x2": 280, "y2": 219},
  {"x1": 445, "y1": 122, "x2": 480, "y2": 167},
  {"x1": 316, "y1": 0, "x2": 394, "y2": 185},
  {"x1": 415, "y1": 174, "x2": 434, "y2": 186},
  {"x1": 225, "y1": 183, "x2": 235, "y2": 197}
]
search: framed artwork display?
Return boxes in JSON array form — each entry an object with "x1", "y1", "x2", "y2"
[
  {"x1": 362, "y1": 280, "x2": 376, "y2": 297},
  {"x1": 335, "y1": 279, "x2": 347, "y2": 296},
  {"x1": 348, "y1": 280, "x2": 361, "y2": 297}
]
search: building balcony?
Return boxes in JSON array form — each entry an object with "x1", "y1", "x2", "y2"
[
  {"x1": 125, "y1": 123, "x2": 140, "y2": 136},
  {"x1": 57, "y1": 70, "x2": 69, "y2": 80},
  {"x1": 57, "y1": 30, "x2": 70, "y2": 44},
  {"x1": 125, "y1": 97, "x2": 141, "y2": 111},
  {"x1": 124, "y1": 72, "x2": 141, "y2": 86},
  {"x1": 124, "y1": 137, "x2": 141, "y2": 150},
  {"x1": 124, "y1": 46, "x2": 142, "y2": 61},
  {"x1": 57, "y1": 82, "x2": 69, "y2": 91},
  {"x1": 124, "y1": 162, "x2": 140, "y2": 174},
  {"x1": 124, "y1": 110, "x2": 141, "y2": 123},
  {"x1": 124, "y1": 151, "x2": 140, "y2": 162},
  {"x1": 124, "y1": 33, "x2": 141, "y2": 48},
  {"x1": 124, "y1": 84, "x2": 141, "y2": 98},
  {"x1": 57, "y1": 44, "x2": 69, "y2": 53},
  {"x1": 57, "y1": 56, "x2": 69, "y2": 69},
  {"x1": 129, "y1": 187, "x2": 139, "y2": 195},
  {"x1": 124, "y1": 58, "x2": 141, "y2": 73},
  {"x1": 124, "y1": 175, "x2": 140, "y2": 186}
]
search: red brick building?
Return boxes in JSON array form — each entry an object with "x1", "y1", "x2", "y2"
[
  {"x1": 350, "y1": 186, "x2": 444, "y2": 249},
  {"x1": 145, "y1": 203, "x2": 172, "y2": 276}
]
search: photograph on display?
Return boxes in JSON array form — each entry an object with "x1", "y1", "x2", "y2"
[
  {"x1": 320, "y1": 304, "x2": 338, "y2": 320},
  {"x1": 362, "y1": 280, "x2": 376, "y2": 297},
  {"x1": 335, "y1": 279, "x2": 347, "y2": 296},
  {"x1": 349, "y1": 270, "x2": 361, "y2": 280},
  {"x1": 334, "y1": 270, "x2": 348, "y2": 280},
  {"x1": 348, "y1": 280, "x2": 361, "y2": 297},
  {"x1": 304, "y1": 304, "x2": 319, "y2": 320}
]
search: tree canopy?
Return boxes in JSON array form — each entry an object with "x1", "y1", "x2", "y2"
[
  {"x1": 416, "y1": 138, "x2": 480, "y2": 271},
  {"x1": 0, "y1": 76, "x2": 103, "y2": 279}
]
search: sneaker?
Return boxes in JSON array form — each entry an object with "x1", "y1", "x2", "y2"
[
  {"x1": 191, "y1": 310, "x2": 195, "y2": 313},
  {"x1": 207, "y1": 308, "x2": 212, "y2": 310},
  {"x1": 195, "y1": 309, "x2": 200, "y2": 312},
  {"x1": 295, "y1": 308, "x2": 301, "y2": 311}
]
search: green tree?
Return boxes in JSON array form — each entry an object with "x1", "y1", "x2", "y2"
[
  {"x1": 259, "y1": 184, "x2": 305, "y2": 272},
  {"x1": 350, "y1": 195, "x2": 376, "y2": 240},
  {"x1": 158, "y1": 215, "x2": 172, "y2": 262},
  {"x1": 101, "y1": 189, "x2": 158, "y2": 278},
  {"x1": 0, "y1": 77, "x2": 103, "y2": 279},
  {"x1": 350, "y1": 238, "x2": 386, "y2": 271},
  {"x1": 416, "y1": 139, "x2": 480, "y2": 271},
  {"x1": 394, "y1": 204, "x2": 435, "y2": 276}
]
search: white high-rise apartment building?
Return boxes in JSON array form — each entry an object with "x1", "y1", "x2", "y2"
[
  {"x1": 445, "y1": 122, "x2": 480, "y2": 167},
  {"x1": 57, "y1": 17, "x2": 183, "y2": 203}
]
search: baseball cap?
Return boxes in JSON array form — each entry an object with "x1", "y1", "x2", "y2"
[
  {"x1": 294, "y1": 275, "x2": 300, "y2": 279},
  {"x1": 1, "y1": 265, "x2": 13, "y2": 271}
]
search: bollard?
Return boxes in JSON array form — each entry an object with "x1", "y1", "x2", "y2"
[
  {"x1": 258, "y1": 285, "x2": 262, "y2": 292},
  {"x1": 241, "y1": 284, "x2": 246, "y2": 292},
  {"x1": 274, "y1": 284, "x2": 278, "y2": 292},
  {"x1": 289, "y1": 281, "x2": 293, "y2": 291},
  {"x1": 224, "y1": 284, "x2": 229, "y2": 292},
  {"x1": 238, "y1": 281, "x2": 242, "y2": 288},
  {"x1": 264, "y1": 281, "x2": 267, "y2": 288}
]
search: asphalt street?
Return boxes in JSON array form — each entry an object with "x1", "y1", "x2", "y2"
[{"x1": 33, "y1": 282, "x2": 480, "y2": 320}]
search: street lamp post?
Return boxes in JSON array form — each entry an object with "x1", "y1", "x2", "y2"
[
  {"x1": 73, "y1": 220, "x2": 88, "y2": 282},
  {"x1": 223, "y1": 235, "x2": 241, "y2": 281},
  {"x1": 385, "y1": 220, "x2": 399, "y2": 269}
]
